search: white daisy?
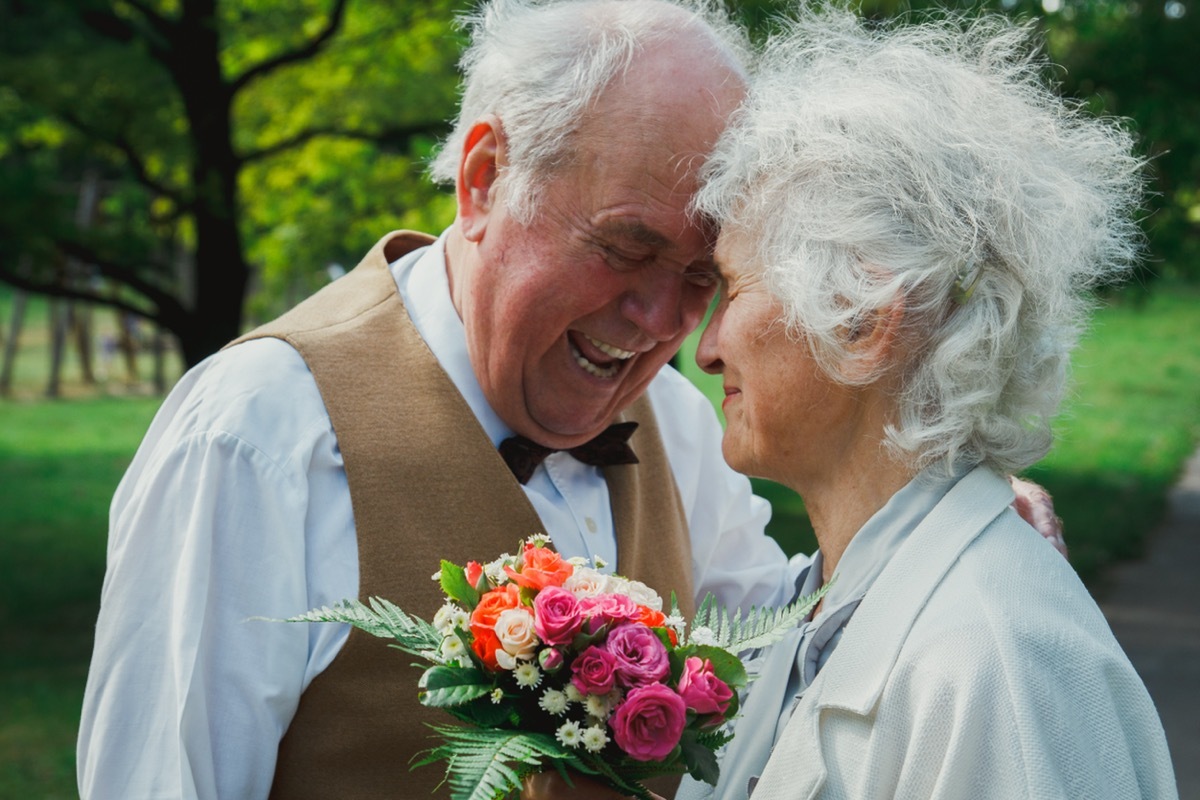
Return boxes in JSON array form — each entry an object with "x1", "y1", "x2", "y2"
[
  {"x1": 689, "y1": 625, "x2": 717, "y2": 646},
  {"x1": 555, "y1": 720, "x2": 583, "y2": 748},
  {"x1": 539, "y1": 689, "x2": 569, "y2": 716},
  {"x1": 526, "y1": 533, "x2": 552, "y2": 548},
  {"x1": 584, "y1": 693, "x2": 613, "y2": 720},
  {"x1": 564, "y1": 683, "x2": 584, "y2": 703},
  {"x1": 439, "y1": 635, "x2": 466, "y2": 661},
  {"x1": 581, "y1": 725, "x2": 610, "y2": 754},
  {"x1": 433, "y1": 602, "x2": 467, "y2": 635},
  {"x1": 490, "y1": 688, "x2": 504, "y2": 704},
  {"x1": 514, "y1": 663, "x2": 542, "y2": 689}
]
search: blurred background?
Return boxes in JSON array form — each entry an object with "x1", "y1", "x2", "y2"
[{"x1": 0, "y1": 0, "x2": 1196, "y2": 795}]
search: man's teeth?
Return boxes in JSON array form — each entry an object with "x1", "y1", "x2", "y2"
[
  {"x1": 585, "y1": 335, "x2": 636, "y2": 360},
  {"x1": 570, "y1": 336, "x2": 635, "y2": 379}
]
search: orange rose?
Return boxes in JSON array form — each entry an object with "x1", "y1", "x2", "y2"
[
  {"x1": 631, "y1": 605, "x2": 677, "y2": 646},
  {"x1": 471, "y1": 627, "x2": 503, "y2": 670},
  {"x1": 632, "y1": 605, "x2": 666, "y2": 628},
  {"x1": 470, "y1": 584, "x2": 520, "y2": 669},
  {"x1": 504, "y1": 544, "x2": 574, "y2": 591}
]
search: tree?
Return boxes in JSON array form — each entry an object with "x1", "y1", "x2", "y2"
[{"x1": 0, "y1": 0, "x2": 462, "y2": 367}]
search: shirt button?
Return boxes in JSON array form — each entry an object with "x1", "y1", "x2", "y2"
[{"x1": 585, "y1": 517, "x2": 598, "y2": 533}]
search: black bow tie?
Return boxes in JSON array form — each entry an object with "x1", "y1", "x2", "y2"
[{"x1": 499, "y1": 422, "x2": 639, "y2": 484}]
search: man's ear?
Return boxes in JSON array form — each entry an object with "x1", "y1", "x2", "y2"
[{"x1": 457, "y1": 115, "x2": 506, "y2": 243}]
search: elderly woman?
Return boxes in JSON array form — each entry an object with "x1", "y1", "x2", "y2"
[{"x1": 673, "y1": 10, "x2": 1176, "y2": 800}]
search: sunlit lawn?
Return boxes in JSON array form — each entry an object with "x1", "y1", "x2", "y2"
[{"x1": 1, "y1": 282, "x2": 1198, "y2": 796}]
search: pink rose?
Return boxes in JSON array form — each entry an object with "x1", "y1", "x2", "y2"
[
  {"x1": 677, "y1": 657, "x2": 734, "y2": 719},
  {"x1": 610, "y1": 683, "x2": 687, "y2": 761},
  {"x1": 605, "y1": 623, "x2": 669, "y2": 687},
  {"x1": 533, "y1": 586, "x2": 583, "y2": 646},
  {"x1": 579, "y1": 593, "x2": 640, "y2": 628},
  {"x1": 571, "y1": 645, "x2": 619, "y2": 695}
]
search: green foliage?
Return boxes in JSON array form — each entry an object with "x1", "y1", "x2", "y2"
[
  {"x1": 413, "y1": 725, "x2": 590, "y2": 800},
  {"x1": 419, "y1": 665, "x2": 493, "y2": 707},
  {"x1": 441, "y1": 560, "x2": 482, "y2": 609},
  {"x1": 283, "y1": 596, "x2": 442, "y2": 660},
  {"x1": 687, "y1": 583, "x2": 829, "y2": 654}
]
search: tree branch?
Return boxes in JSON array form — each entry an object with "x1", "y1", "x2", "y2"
[
  {"x1": 52, "y1": 239, "x2": 182, "y2": 315},
  {"x1": 80, "y1": 6, "x2": 172, "y2": 65},
  {"x1": 239, "y1": 120, "x2": 451, "y2": 164},
  {"x1": 229, "y1": 0, "x2": 350, "y2": 96},
  {"x1": 0, "y1": 268, "x2": 162, "y2": 326},
  {"x1": 58, "y1": 110, "x2": 189, "y2": 205}
]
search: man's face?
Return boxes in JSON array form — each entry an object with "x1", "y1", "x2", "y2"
[{"x1": 451, "y1": 46, "x2": 744, "y2": 448}]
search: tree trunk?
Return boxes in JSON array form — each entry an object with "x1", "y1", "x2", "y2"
[{"x1": 0, "y1": 288, "x2": 26, "y2": 396}]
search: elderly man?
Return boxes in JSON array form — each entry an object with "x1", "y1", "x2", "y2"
[
  {"x1": 77, "y1": 3, "x2": 793, "y2": 799},
  {"x1": 77, "y1": 2, "x2": 1062, "y2": 798}
]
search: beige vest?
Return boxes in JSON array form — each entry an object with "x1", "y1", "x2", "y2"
[{"x1": 228, "y1": 231, "x2": 693, "y2": 798}]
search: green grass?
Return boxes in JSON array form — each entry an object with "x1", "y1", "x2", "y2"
[
  {"x1": 0, "y1": 396, "x2": 163, "y2": 798},
  {"x1": 1, "y1": 282, "x2": 1197, "y2": 796},
  {"x1": 677, "y1": 283, "x2": 1200, "y2": 584}
]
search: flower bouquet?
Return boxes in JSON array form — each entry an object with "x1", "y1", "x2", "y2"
[{"x1": 288, "y1": 535, "x2": 825, "y2": 800}]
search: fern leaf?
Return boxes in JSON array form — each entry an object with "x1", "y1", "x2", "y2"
[
  {"x1": 421, "y1": 725, "x2": 584, "y2": 800},
  {"x1": 688, "y1": 580, "x2": 833, "y2": 653},
  {"x1": 282, "y1": 596, "x2": 442, "y2": 660}
]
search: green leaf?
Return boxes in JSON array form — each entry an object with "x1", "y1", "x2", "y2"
[
  {"x1": 415, "y1": 725, "x2": 586, "y2": 800},
  {"x1": 441, "y1": 560, "x2": 481, "y2": 609},
  {"x1": 688, "y1": 579, "x2": 833, "y2": 654},
  {"x1": 280, "y1": 596, "x2": 441, "y2": 660},
  {"x1": 678, "y1": 729, "x2": 722, "y2": 787},
  {"x1": 419, "y1": 666, "x2": 492, "y2": 708}
]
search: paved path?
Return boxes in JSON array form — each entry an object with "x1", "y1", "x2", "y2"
[{"x1": 1098, "y1": 448, "x2": 1200, "y2": 799}]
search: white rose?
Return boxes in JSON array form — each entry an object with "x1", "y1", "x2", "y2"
[
  {"x1": 564, "y1": 567, "x2": 607, "y2": 599},
  {"x1": 494, "y1": 607, "x2": 540, "y2": 660},
  {"x1": 601, "y1": 575, "x2": 632, "y2": 597},
  {"x1": 623, "y1": 579, "x2": 663, "y2": 611}
]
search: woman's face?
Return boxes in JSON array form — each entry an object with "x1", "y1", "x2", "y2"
[{"x1": 696, "y1": 229, "x2": 858, "y2": 490}]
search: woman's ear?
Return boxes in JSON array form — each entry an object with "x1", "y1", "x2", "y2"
[
  {"x1": 842, "y1": 299, "x2": 906, "y2": 382},
  {"x1": 457, "y1": 115, "x2": 507, "y2": 242}
]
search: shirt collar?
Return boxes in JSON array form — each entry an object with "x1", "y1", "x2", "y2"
[{"x1": 390, "y1": 231, "x2": 517, "y2": 448}]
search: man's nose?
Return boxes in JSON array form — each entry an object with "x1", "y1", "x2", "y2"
[{"x1": 619, "y1": 269, "x2": 694, "y2": 343}]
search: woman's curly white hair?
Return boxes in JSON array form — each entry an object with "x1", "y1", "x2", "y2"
[
  {"x1": 428, "y1": 0, "x2": 749, "y2": 223},
  {"x1": 695, "y1": 7, "x2": 1145, "y2": 476}
]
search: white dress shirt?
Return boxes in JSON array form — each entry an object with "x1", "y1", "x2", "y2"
[{"x1": 77, "y1": 234, "x2": 805, "y2": 800}]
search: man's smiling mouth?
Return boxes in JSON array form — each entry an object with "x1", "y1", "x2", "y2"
[{"x1": 569, "y1": 333, "x2": 636, "y2": 379}]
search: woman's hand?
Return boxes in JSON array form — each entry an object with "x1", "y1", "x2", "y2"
[
  {"x1": 520, "y1": 771, "x2": 665, "y2": 800},
  {"x1": 1009, "y1": 476, "x2": 1067, "y2": 558}
]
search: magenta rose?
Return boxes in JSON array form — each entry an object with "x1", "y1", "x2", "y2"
[
  {"x1": 610, "y1": 683, "x2": 687, "y2": 761},
  {"x1": 677, "y1": 656, "x2": 734, "y2": 718},
  {"x1": 533, "y1": 586, "x2": 583, "y2": 646},
  {"x1": 579, "y1": 593, "x2": 640, "y2": 628},
  {"x1": 571, "y1": 645, "x2": 619, "y2": 695},
  {"x1": 604, "y1": 623, "x2": 669, "y2": 687}
]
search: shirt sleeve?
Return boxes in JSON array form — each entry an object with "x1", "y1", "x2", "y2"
[
  {"x1": 646, "y1": 367, "x2": 809, "y2": 613},
  {"x1": 77, "y1": 340, "x2": 356, "y2": 800}
]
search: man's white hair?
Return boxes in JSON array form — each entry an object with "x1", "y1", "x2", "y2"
[
  {"x1": 428, "y1": 0, "x2": 750, "y2": 223},
  {"x1": 695, "y1": 8, "x2": 1145, "y2": 476}
]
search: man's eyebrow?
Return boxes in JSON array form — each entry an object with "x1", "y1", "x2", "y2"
[{"x1": 598, "y1": 220, "x2": 671, "y2": 249}]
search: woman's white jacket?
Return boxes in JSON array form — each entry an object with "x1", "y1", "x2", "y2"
[{"x1": 749, "y1": 466, "x2": 1177, "y2": 800}]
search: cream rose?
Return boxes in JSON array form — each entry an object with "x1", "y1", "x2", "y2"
[{"x1": 494, "y1": 607, "x2": 540, "y2": 661}]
